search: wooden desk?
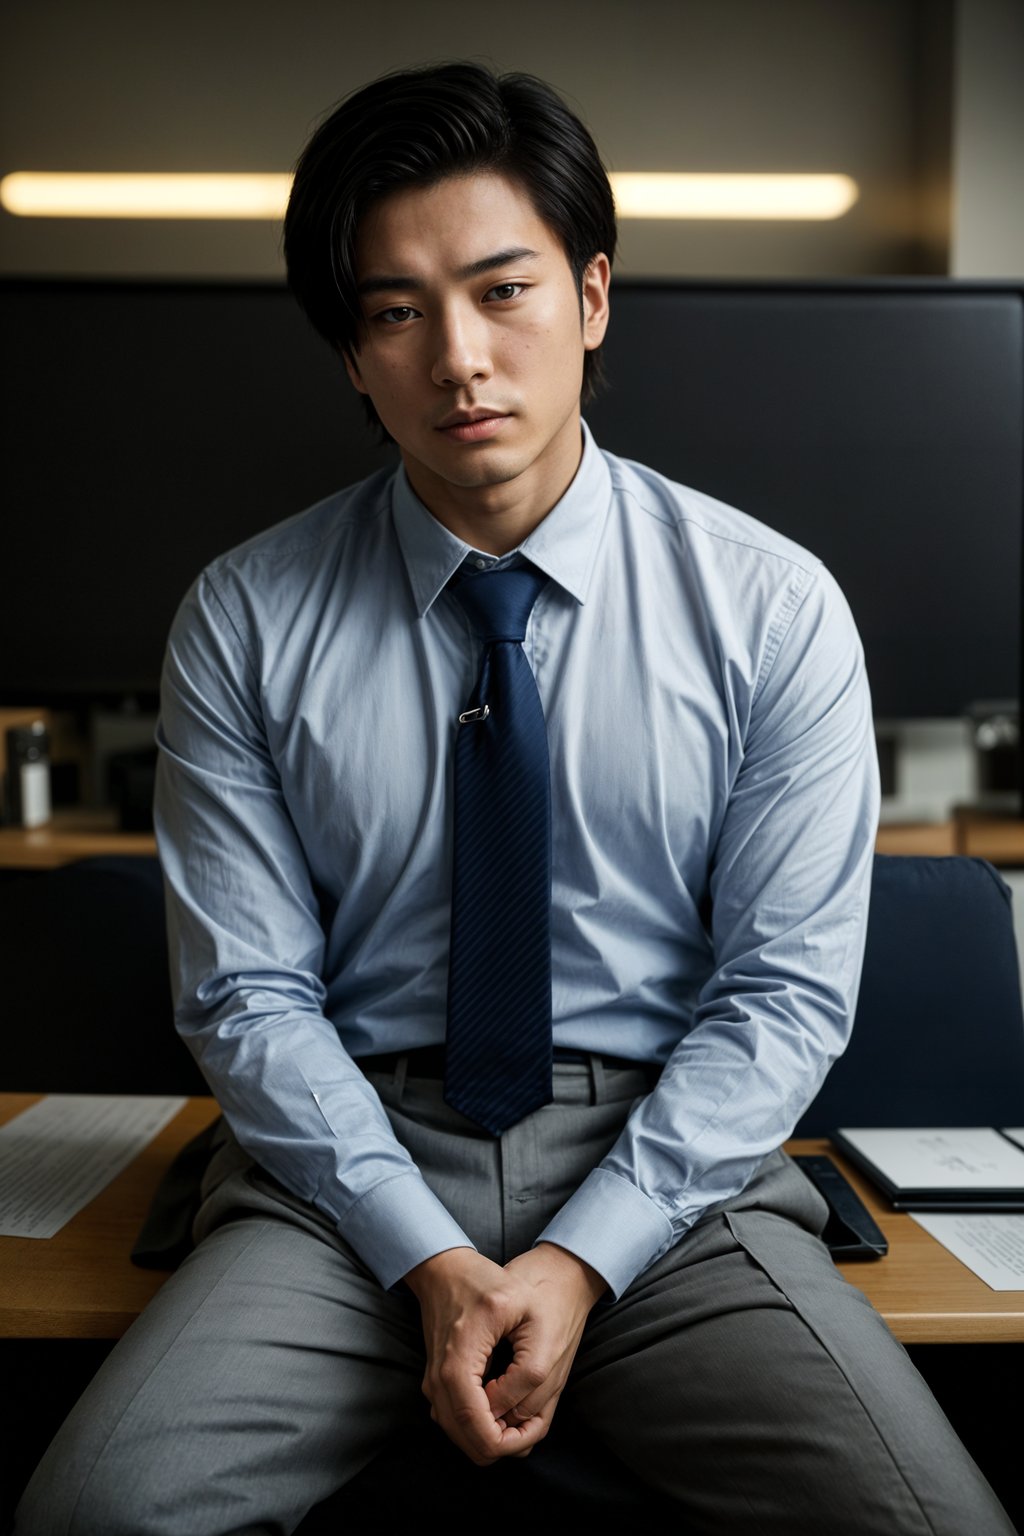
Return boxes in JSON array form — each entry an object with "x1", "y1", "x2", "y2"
[
  {"x1": 1, "y1": 1094, "x2": 1022, "y2": 1344},
  {"x1": 875, "y1": 811, "x2": 1024, "y2": 863},
  {"x1": 2, "y1": 810, "x2": 1021, "y2": 872},
  {"x1": 874, "y1": 822, "x2": 958, "y2": 857},
  {"x1": 0, "y1": 819, "x2": 969, "y2": 871},
  {"x1": 0, "y1": 810, "x2": 156, "y2": 871},
  {"x1": 798, "y1": 1136, "x2": 1024, "y2": 1343},
  {"x1": 955, "y1": 807, "x2": 1024, "y2": 866},
  {"x1": 0, "y1": 1094, "x2": 218, "y2": 1337}
]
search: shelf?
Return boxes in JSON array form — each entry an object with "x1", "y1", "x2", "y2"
[
  {"x1": 3, "y1": 808, "x2": 1024, "y2": 873},
  {"x1": 954, "y1": 807, "x2": 1024, "y2": 866},
  {"x1": 0, "y1": 809, "x2": 156, "y2": 870},
  {"x1": 874, "y1": 822, "x2": 958, "y2": 857}
]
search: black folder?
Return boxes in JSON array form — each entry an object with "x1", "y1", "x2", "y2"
[{"x1": 833, "y1": 1127, "x2": 1024, "y2": 1211}]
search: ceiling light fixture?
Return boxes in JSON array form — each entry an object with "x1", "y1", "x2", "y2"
[
  {"x1": 610, "y1": 173, "x2": 859, "y2": 220},
  {"x1": 0, "y1": 170, "x2": 859, "y2": 222},
  {"x1": 0, "y1": 173, "x2": 293, "y2": 219}
]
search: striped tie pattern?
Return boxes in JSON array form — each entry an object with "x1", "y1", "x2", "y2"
[{"x1": 444, "y1": 565, "x2": 553, "y2": 1135}]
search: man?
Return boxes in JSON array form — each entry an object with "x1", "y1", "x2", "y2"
[{"x1": 17, "y1": 62, "x2": 1014, "y2": 1535}]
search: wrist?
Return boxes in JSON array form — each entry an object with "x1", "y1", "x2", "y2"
[
  {"x1": 530, "y1": 1242, "x2": 608, "y2": 1307},
  {"x1": 403, "y1": 1243, "x2": 479, "y2": 1301}
]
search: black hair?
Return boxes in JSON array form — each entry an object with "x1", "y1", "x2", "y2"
[{"x1": 284, "y1": 62, "x2": 617, "y2": 429}]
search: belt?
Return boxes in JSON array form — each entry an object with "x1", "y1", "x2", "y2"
[{"x1": 356, "y1": 1044, "x2": 651, "y2": 1078}]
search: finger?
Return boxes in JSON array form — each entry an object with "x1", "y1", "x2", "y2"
[
  {"x1": 488, "y1": 1400, "x2": 556, "y2": 1458},
  {"x1": 496, "y1": 1376, "x2": 565, "y2": 1424},
  {"x1": 438, "y1": 1411, "x2": 503, "y2": 1465},
  {"x1": 485, "y1": 1358, "x2": 559, "y2": 1420},
  {"x1": 493, "y1": 1419, "x2": 547, "y2": 1455},
  {"x1": 441, "y1": 1377, "x2": 558, "y2": 1462},
  {"x1": 433, "y1": 1376, "x2": 509, "y2": 1465}
]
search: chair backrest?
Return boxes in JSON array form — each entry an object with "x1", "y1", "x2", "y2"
[
  {"x1": 795, "y1": 854, "x2": 1024, "y2": 1135},
  {"x1": 6, "y1": 851, "x2": 1022, "y2": 1127},
  {"x1": 0, "y1": 855, "x2": 207, "y2": 1095}
]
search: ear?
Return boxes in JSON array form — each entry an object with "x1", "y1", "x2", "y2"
[
  {"x1": 343, "y1": 349, "x2": 369, "y2": 396},
  {"x1": 581, "y1": 253, "x2": 611, "y2": 352}
]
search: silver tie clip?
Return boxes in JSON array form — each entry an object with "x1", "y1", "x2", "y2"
[{"x1": 458, "y1": 705, "x2": 491, "y2": 725}]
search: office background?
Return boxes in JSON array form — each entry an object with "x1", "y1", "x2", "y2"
[
  {"x1": 1, "y1": 0, "x2": 1022, "y2": 849},
  {"x1": 3, "y1": 0, "x2": 1022, "y2": 282},
  {"x1": 2, "y1": 4, "x2": 1024, "y2": 1522}
]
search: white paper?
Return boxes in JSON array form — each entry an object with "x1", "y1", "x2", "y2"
[
  {"x1": 839, "y1": 1128, "x2": 1024, "y2": 1190},
  {"x1": 911, "y1": 1212, "x2": 1024, "y2": 1291},
  {"x1": 1000, "y1": 1128, "x2": 1024, "y2": 1152},
  {"x1": 0, "y1": 1094, "x2": 186, "y2": 1239}
]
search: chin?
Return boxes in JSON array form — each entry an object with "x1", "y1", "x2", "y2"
[{"x1": 424, "y1": 445, "x2": 532, "y2": 490}]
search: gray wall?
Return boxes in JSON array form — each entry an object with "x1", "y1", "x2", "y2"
[
  {"x1": 1, "y1": 0, "x2": 954, "y2": 280},
  {"x1": 951, "y1": 0, "x2": 1024, "y2": 277},
  {"x1": 1, "y1": 0, "x2": 1020, "y2": 826}
]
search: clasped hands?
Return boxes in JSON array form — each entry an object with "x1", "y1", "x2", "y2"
[{"x1": 404, "y1": 1242, "x2": 606, "y2": 1466}]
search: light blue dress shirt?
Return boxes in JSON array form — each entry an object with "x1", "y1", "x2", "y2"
[{"x1": 155, "y1": 422, "x2": 879, "y2": 1299}]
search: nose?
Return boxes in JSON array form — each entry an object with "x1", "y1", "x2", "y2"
[{"x1": 430, "y1": 306, "x2": 493, "y2": 389}]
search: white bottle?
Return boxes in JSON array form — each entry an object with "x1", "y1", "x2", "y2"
[{"x1": 6, "y1": 721, "x2": 51, "y2": 828}]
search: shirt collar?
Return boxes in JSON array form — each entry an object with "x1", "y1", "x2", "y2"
[{"x1": 392, "y1": 420, "x2": 613, "y2": 617}]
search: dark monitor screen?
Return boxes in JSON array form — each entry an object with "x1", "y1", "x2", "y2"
[
  {"x1": 2, "y1": 280, "x2": 394, "y2": 703},
  {"x1": 589, "y1": 282, "x2": 1024, "y2": 722},
  {"x1": 2, "y1": 278, "x2": 1022, "y2": 720}
]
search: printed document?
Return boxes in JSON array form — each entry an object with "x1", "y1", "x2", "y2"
[
  {"x1": 911, "y1": 1211, "x2": 1024, "y2": 1291},
  {"x1": 0, "y1": 1095, "x2": 185, "y2": 1239}
]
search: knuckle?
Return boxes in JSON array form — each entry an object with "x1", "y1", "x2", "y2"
[
  {"x1": 481, "y1": 1289, "x2": 511, "y2": 1322},
  {"x1": 437, "y1": 1360, "x2": 461, "y2": 1388}
]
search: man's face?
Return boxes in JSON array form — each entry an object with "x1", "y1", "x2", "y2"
[{"x1": 345, "y1": 171, "x2": 610, "y2": 549}]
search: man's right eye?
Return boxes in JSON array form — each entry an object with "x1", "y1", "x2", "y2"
[{"x1": 379, "y1": 306, "x2": 418, "y2": 325}]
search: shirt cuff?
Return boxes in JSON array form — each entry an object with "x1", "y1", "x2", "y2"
[
  {"x1": 534, "y1": 1166, "x2": 676, "y2": 1300},
  {"x1": 333, "y1": 1169, "x2": 476, "y2": 1291}
]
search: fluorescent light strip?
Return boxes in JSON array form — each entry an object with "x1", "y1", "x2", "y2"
[
  {"x1": 0, "y1": 173, "x2": 293, "y2": 219},
  {"x1": 0, "y1": 170, "x2": 859, "y2": 222},
  {"x1": 611, "y1": 172, "x2": 859, "y2": 220}
]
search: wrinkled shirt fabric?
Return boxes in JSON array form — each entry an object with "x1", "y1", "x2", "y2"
[{"x1": 155, "y1": 423, "x2": 879, "y2": 1299}]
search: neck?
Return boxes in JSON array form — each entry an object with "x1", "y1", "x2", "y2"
[
  {"x1": 411, "y1": 487, "x2": 553, "y2": 556},
  {"x1": 403, "y1": 420, "x2": 584, "y2": 556}
]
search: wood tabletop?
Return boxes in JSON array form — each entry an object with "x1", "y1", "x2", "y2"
[
  {"x1": 2, "y1": 809, "x2": 1022, "y2": 871},
  {"x1": 2, "y1": 1094, "x2": 1023, "y2": 1342},
  {"x1": 797, "y1": 1136, "x2": 1024, "y2": 1343},
  {"x1": 0, "y1": 1093, "x2": 219, "y2": 1337},
  {"x1": 0, "y1": 809, "x2": 156, "y2": 870}
]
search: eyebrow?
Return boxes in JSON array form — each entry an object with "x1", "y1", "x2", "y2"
[{"x1": 356, "y1": 246, "x2": 541, "y2": 297}]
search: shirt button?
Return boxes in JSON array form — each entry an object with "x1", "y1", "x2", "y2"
[{"x1": 474, "y1": 558, "x2": 489, "y2": 569}]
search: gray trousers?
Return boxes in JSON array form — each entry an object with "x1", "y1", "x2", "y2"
[{"x1": 16, "y1": 1060, "x2": 1016, "y2": 1535}]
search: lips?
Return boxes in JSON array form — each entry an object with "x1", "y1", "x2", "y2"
[{"x1": 436, "y1": 411, "x2": 511, "y2": 444}]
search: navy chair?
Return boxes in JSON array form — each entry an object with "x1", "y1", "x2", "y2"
[
  {"x1": 0, "y1": 855, "x2": 206, "y2": 1097},
  {"x1": 5, "y1": 851, "x2": 1018, "y2": 1118},
  {"x1": 794, "y1": 854, "x2": 1024, "y2": 1134}
]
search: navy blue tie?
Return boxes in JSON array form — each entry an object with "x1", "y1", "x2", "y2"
[{"x1": 445, "y1": 565, "x2": 552, "y2": 1135}]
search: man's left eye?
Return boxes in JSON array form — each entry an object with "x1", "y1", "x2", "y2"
[{"x1": 484, "y1": 283, "x2": 524, "y2": 302}]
